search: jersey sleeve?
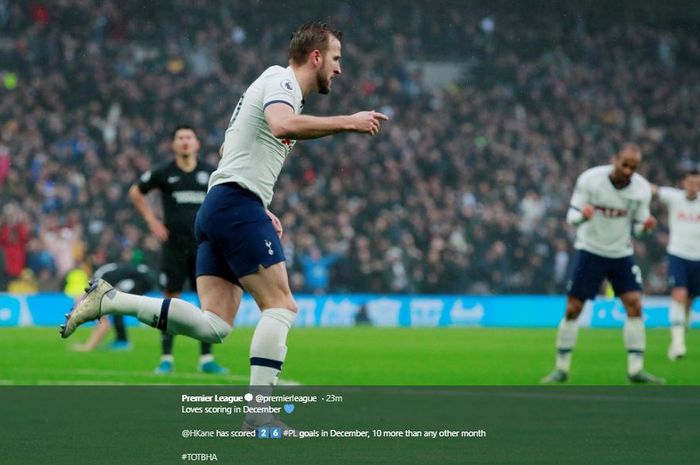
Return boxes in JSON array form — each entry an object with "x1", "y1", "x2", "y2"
[
  {"x1": 261, "y1": 69, "x2": 300, "y2": 111},
  {"x1": 634, "y1": 184, "x2": 653, "y2": 224},
  {"x1": 657, "y1": 187, "x2": 676, "y2": 206},
  {"x1": 566, "y1": 173, "x2": 590, "y2": 225},
  {"x1": 137, "y1": 164, "x2": 165, "y2": 194},
  {"x1": 570, "y1": 173, "x2": 590, "y2": 209}
]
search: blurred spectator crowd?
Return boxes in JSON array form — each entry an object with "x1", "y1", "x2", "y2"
[{"x1": 1, "y1": 0, "x2": 699, "y2": 295}]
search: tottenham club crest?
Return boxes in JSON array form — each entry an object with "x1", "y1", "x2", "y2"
[
  {"x1": 280, "y1": 79, "x2": 294, "y2": 92},
  {"x1": 196, "y1": 171, "x2": 210, "y2": 185}
]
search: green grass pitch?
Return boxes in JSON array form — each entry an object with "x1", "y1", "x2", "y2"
[{"x1": 0, "y1": 327, "x2": 697, "y2": 385}]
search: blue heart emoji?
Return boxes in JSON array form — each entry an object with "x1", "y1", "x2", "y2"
[{"x1": 283, "y1": 403, "x2": 295, "y2": 414}]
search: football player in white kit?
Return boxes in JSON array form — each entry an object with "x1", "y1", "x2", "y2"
[
  {"x1": 652, "y1": 169, "x2": 700, "y2": 360},
  {"x1": 542, "y1": 143, "x2": 665, "y2": 384},
  {"x1": 60, "y1": 22, "x2": 388, "y2": 426}
]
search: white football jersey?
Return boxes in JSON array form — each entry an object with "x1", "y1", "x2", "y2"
[
  {"x1": 657, "y1": 187, "x2": 700, "y2": 260},
  {"x1": 568, "y1": 165, "x2": 652, "y2": 258},
  {"x1": 210, "y1": 65, "x2": 304, "y2": 207}
]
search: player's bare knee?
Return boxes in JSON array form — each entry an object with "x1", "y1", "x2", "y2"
[
  {"x1": 622, "y1": 300, "x2": 642, "y2": 317},
  {"x1": 278, "y1": 288, "x2": 297, "y2": 312},
  {"x1": 565, "y1": 309, "x2": 580, "y2": 320},
  {"x1": 620, "y1": 292, "x2": 642, "y2": 317},
  {"x1": 260, "y1": 293, "x2": 297, "y2": 313},
  {"x1": 625, "y1": 303, "x2": 642, "y2": 318},
  {"x1": 671, "y1": 288, "x2": 688, "y2": 302},
  {"x1": 274, "y1": 281, "x2": 297, "y2": 312},
  {"x1": 565, "y1": 298, "x2": 583, "y2": 320},
  {"x1": 251, "y1": 279, "x2": 297, "y2": 311},
  {"x1": 285, "y1": 295, "x2": 298, "y2": 313}
]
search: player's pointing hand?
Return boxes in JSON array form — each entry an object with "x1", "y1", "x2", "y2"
[{"x1": 350, "y1": 110, "x2": 389, "y2": 136}]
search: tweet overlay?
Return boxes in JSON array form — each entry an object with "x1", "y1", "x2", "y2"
[{"x1": 1, "y1": 386, "x2": 698, "y2": 465}]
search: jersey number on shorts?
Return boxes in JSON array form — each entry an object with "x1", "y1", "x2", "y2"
[{"x1": 631, "y1": 265, "x2": 643, "y2": 285}]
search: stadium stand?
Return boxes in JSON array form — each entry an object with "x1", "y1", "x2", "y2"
[{"x1": 1, "y1": 0, "x2": 699, "y2": 294}]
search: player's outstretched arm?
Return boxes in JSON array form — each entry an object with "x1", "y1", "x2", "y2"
[
  {"x1": 128, "y1": 184, "x2": 169, "y2": 242},
  {"x1": 566, "y1": 175, "x2": 593, "y2": 226},
  {"x1": 265, "y1": 103, "x2": 388, "y2": 140},
  {"x1": 633, "y1": 186, "x2": 655, "y2": 237}
]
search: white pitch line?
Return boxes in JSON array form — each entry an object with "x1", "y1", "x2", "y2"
[
  {"x1": 73, "y1": 368, "x2": 301, "y2": 385},
  {"x1": 37, "y1": 380, "x2": 127, "y2": 385},
  {"x1": 0, "y1": 380, "x2": 14, "y2": 385},
  {"x1": 75, "y1": 368, "x2": 249, "y2": 381},
  {"x1": 11, "y1": 366, "x2": 302, "y2": 385}
]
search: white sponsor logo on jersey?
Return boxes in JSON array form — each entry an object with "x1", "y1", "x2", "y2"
[
  {"x1": 676, "y1": 211, "x2": 700, "y2": 222},
  {"x1": 167, "y1": 176, "x2": 180, "y2": 183},
  {"x1": 172, "y1": 191, "x2": 206, "y2": 204},
  {"x1": 196, "y1": 171, "x2": 210, "y2": 185}
]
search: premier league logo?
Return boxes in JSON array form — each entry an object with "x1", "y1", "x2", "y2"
[{"x1": 280, "y1": 79, "x2": 294, "y2": 92}]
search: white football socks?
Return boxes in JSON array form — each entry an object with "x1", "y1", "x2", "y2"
[
  {"x1": 624, "y1": 317, "x2": 645, "y2": 375},
  {"x1": 555, "y1": 318, "x2": 579, "y2": 373},
  {"x1": 249, "y1": 308, "x2": 297, "y2": 386},
  {"x1": 245, "y1": 308, "x2": 297, "y2": 427},
  {"x1": 669, "y1": 299, "x2": 686, "y2": 350},
  {"x1": 101, "y1": 290, "x2": 232, "y2": 343}
]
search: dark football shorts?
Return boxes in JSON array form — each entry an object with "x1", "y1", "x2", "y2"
[
  {"x1": 195, "y1": 182, "x2": 285, "y2": 287},
  {"x1": 567, "y1": 249, "x2": 642, "y2": 301},
  {"x1": 667, "y1": 253, "x2": 700, "y2": 296},
  {"x1": 161, "y1": 242, "x2": 197, "y2": 293}
]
